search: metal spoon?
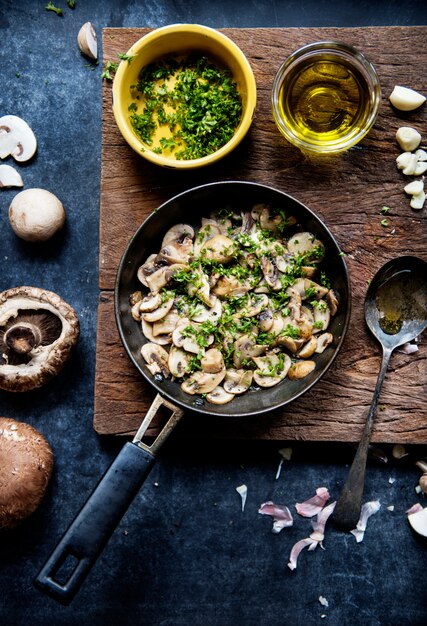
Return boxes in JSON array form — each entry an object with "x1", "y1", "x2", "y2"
[{"x1": 333, "y1": 256, "x2": 427, "y2": 530}]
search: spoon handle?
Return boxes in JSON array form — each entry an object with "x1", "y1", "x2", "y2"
[{"x1": 333, "y1": 346, "x2": 392, "y2": 530}]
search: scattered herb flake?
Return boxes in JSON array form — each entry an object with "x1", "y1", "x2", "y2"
[
  {"x1": 118, "y1": 52, "x2": 135, "y2": 64},
  {"x1": 380, "y1": 218, "x2": 389, "y2": 228},
  {"x1": 381, "y1": 206, "x2": 391, "y2": 214},
  {"x1": 101, "y1": 61, "x2": 119, "y2": 81},
  {"x1": 67, "y1": 0, "x2": 75, "y2": 8},
  {"x1": 45, "y1": 2, "x2": 63, "y2": 15}
]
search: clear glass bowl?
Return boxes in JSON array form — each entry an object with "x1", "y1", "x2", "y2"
[{"x1": 272, "y1": 41, "x2": 381, "y2": 154}]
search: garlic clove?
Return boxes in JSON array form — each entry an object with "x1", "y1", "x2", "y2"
[
  {"x1": 389, "y1": 85, "x2": 426, "y2": 111},
  {"x1": 407, "y1": 506, "x2": 427, "y2": 537},
  {"x1": 404, "y1": 180, "x2": 424, "y2": 195},
  {"x1": 415, "y1": 149, "x2": 427, "y2": 162},
  {"x1": 410, "y1": 191, "x2": 425, "y2": 210},
  {"x1": 414, "y1": 162, "x2": 427, "y2": 176},
  {"x1": 77, "y1": 22, "x2": 98, "y2": 61},
  {"x1": 396, "y1": 152, "x2": 418, "y2": 175},
  {"x1": 396, "y1": 127, "x2": 422, "y2": 152}
]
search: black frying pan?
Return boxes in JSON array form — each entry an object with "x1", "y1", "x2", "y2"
[{"x1": 35, "y1": 181, "x2": 351, "y2": 604}]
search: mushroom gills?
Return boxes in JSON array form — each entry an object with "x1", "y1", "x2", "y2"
[{"x1": 0, "y1": 309, "x2": 62, "y2": 365}]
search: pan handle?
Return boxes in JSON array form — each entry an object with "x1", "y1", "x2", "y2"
[
  {"x1": 34, "y1": 441, "x2": 155, "y2": 604},
  {"x1": 35, "y1": 394, "x2": 184, "y2": 605}
]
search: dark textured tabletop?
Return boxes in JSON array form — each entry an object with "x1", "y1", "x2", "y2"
[{"x1": 1, "y1": 2, "x2": 426, "y2": 625}]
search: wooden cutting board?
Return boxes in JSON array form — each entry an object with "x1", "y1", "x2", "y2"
[{"x1": 94, "y1": 26, "x2": 426, "y2": 441}]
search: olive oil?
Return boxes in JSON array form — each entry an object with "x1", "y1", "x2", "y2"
[
  {"x1": 375, "y1": 269, "x2": 427, "y2": 335},
  {"x1": 278, "y1": 55, "x2": 368, "y2": 148}
]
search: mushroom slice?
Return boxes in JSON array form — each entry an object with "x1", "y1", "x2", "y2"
[
  {"x1": 242, "y1": 294, "x2": 269, "y2": 318},
  {"x1": 253, "y1": 353, "x2": 291, "y2": 388},
  {"x1": 260, "y1": 256, "x2": 281, "y2": 290},
  {"x1": 212, "y1": 275, "x2": 252, "y2": 298},
  {"x1": 168, "y1": 346, "x2": 191, "y2": 378},
  {"x1": 141, "y1": 343, "x2": 170, "y2": 378},
  {"x1": 190, "y1": 297, "x2": 222, "y2": 325},
  {"x1": 157, "y1": 241, "x2": 192, "y2": 265},
  {"x1": 206, "y1": 386, "x2": 235, "y2": 405},
  {"x1": 201, "y1": 348, "x2": 225, "y2": 373},
  {"x1": 259, "y1": 307, "x2": 274, "y2": 332},
  {"x1": 142, "y1": 296, "x2": 174, "y2": 323},
  {"x1": 193, "y1": 224, "x2": 221, "y2": 256},
  {"x1": 0, "y1": 286, "x2": 80, "y2": 392},
  {"x1": 201, "y1": 234, "x2": 237, "y2": 264},
  {"x1": 129, "y1": 290, "x2": 143, "y2": 306},
  {"x1": 287, "y1": 360, "x2": 316, "y2": 380},
  {"x1": 326, "y1": 289, "x2": 339, "y2": 316},
  {"x1": 181, "y1": 368, "x2": 226, "y2": 395},
  {"x1": 259, "y1": 205, "x2": 295, "y2": 232},
  {"x1": 137, "y1": 254, "x2": 157, "y2": 287},
  {"x1": 138, "y1": 292, "x2": 162, "y2": 313},
  {"x1": 275, "y1": 252, "x2": 294, "y2": 273},
  {"x1": 287, "y1": 233, "x2": 325, "y2": 263},
  {"x1": 312, "y1": 300, "x2": 330, "y2": 333},
  {"x1": 0, "y1": 164, "x2": 24, "y2": 188},
  {"x1": 0, "y1": 417, "x2": 53, "y2": 529},
  {"x1": 315, "y1": 332, "x2": 333, "y2": 354},
  {"x1": 223, "y1": 369, "x2": 253, "y2": 394},
  {"x1": 162, "y1": 224, "x2": 194, "y2": 248},
  {"x1": 0, "y1": 115, "x2": 37, "y2": 162},
  {"x1": 186, "y1": 267, "x2": 214, "y2": 307},
  {"x1": 298, "y1": 336, "x2": 318, "y2": 358},
  {"x1": 131, "y1": 301, "x2": 142, "y2": 321},
  {"x1": 276, "y1": 336, "x2": 299, "y2": 354},
  {"x1": 304, "y1": 279, "x2": 329, "y2": 299},
  {"x1": 141, "y1": 318, "x2": 170, "y2": 345},
  {"x1": 301, "y1": 265, "x2": 317, "y2": 279},
  {"x1": 233, "y1": 334, "x2": 266, "y2": 369},
  {"x1": 145, "y1": 266, "x2": 169, "y2": 294},
  {"x1": 152, "y1": 312, "x2": 180, "y2": 337}
]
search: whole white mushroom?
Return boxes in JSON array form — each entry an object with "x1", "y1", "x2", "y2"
[{"x1": 9, "y1": 188, "x2": 66, "y2": 242}]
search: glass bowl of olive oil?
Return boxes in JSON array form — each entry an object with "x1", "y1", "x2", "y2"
[{"x1": 272, "y1": 41, "x2": 381, "y2": 154}]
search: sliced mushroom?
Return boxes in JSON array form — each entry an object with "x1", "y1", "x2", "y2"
[
  {"x1": 0, "y1": 286, "x2": 79, "y2": 392},
  {"x1": 301, "y1": 265, "x2": 317, "y2": 279},
  {"x1": 141, "y1": 318, "x2": 171, "y2": 345},
  {"x1": 233, "y1": 334, "x2": 266, "y2": 368},
  {"x1": 252, "y1": 353, "x2": 291, "y2": 387},
  {"x1": 212, "y1": 275, "x2": 252, "y2": 298},
  {"x1": 142, "y1": 296, "x2": 174, "y2": 323},
  {"x1": 312, "y1": 300, "x2": 330, "y2": 333},
  {"x1": 276, "y1": 336, "x2": 299, "y2": 354},
  {"x1": 0, "y1": 115, "x2": 37, "y2": 162},
  {"x1": 187, "y1": 266, "x2": 214, "y2": 307},
  {"x1": 0, "y1": 417, "x2": 53, "y2": 529},
  {"x1": 141, "y1": 343, "x2": 170, "y2": 377},
  {"x1": 0, "y1": 164, "x2": 24, "y2": 188},
  {"x1": 157, "y1": 241, "x2": 192, "y2": 265},
  {"x1": 287, "y1": 360, "x2": 316, "y2": 380},
  {"x1": 303, "y1": 279, "x2": 329, "y2": 299},
  {"x1": 223, "y1": 369, "x2": 253, "y2": 394},
  {"x1": 152, "y1": 311, "x2": 180, "y2": 337},
  {"x1": 200, "y1": 234, "x2": 237, "y2": 264},
  {"x1": 193, "y1": 224, "x2": 221, "y2": 256},
  {"x1": 326, "y1": 289, "x2": 339, "y2": 316},
  {"x1": 260, "y1": 256, "x2": 281, "y2": 290},
  {"x1": 129, "y1": 291, "x2": 143, "y2": 306},
  {"x1": 168, "y1": 346, "x2": 191, "y2": 378},
  {"x1": 275, "y1": 252, "x2": 294, "y2": 273},
  {"x1": 242, "y1": 294, "x2": 269, "y2": 318},
  {"x1": 162, "y1": 224, "x2": 194, "y2": 248},
  {"x1": 287, "y1": 232, "x2": 325, "y2": 263},
  {"x1": 181, "y1": 367, "x2": 226, "y2": 395},
  {"x1": 315, "y1": 332, "x2": 333, "y2": 354},
  {"x1": 145, "y1": 266, "x2": 169, "y2": 294},
  {"x1": 137, "y1": 254, "x2": 157, "y2": 287},
  {"x1": 138, "y1": 292, "x2": 162, "y2": 313},
  {"x1": 259, "y1": 307, "x2": 274, "y2": 332},
  {"x1": 201, "y1": 348, "x2": 224, "y2": 373},
  {"x1": 206, "y1": 386, "x2": 235, "y2": 405},
  {"x1": 298, "y1": 336, "x2": 318, "y2": 358},
  {"x1": 190, "y1": 297, "x2": 222, "y2": 325},
  {"x1": 131, "y1": 301, "x2": 142, "y2": 321}
]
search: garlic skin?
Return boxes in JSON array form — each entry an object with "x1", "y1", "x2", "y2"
[
  {"x1": 396, "y1": 127, "x2": 421, "y2": 152},
  {"x1": 389, "y1": 85, "x2": 426, "y2": 111}
]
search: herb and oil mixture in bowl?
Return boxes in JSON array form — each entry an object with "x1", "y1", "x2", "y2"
[{"x1": 129, "y1": 55, "x2": 243, "y2": 160}]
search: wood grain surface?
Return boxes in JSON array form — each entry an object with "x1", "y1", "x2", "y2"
[{"x1": 94, "y1": 26, "x2": 426, "y2": 441}]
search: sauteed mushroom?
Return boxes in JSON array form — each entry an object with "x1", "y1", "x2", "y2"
[{"x1": 131, "y1": 202, "x2": 340, "y2": 404}]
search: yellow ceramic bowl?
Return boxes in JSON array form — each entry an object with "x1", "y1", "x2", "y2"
[{"x1": 112, "y1": 24, "x2": 257, "y2": 169}]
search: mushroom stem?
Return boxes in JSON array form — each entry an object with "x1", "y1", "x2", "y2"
[{"x1": 4, "y1": 323, "x2": 41, "y2": 354}]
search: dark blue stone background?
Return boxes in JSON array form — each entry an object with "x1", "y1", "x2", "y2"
[{"x1": 0, "y1": 2, "x2": 426, "y2": 625}]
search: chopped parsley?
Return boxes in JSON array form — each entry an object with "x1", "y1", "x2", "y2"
[
  {"x1": 101, "y1": 61, "x2": 119, "y2": 81},
  {"x1": 129, "y1": 54, "x2": 242, "y2": 159},
  {"x1": 45, "y1": 2, "x2": 63, "y2": 15},
  {"x1": 380, "y1": 218, "x2": 389, "y2": 228},
  {"x1": 67, "y1": 0, "x2": 75, "y2": 8}
]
